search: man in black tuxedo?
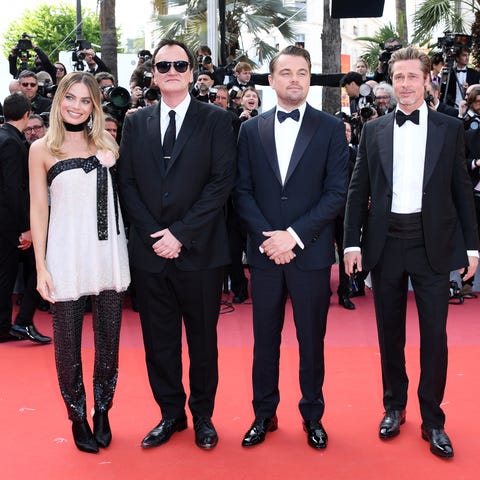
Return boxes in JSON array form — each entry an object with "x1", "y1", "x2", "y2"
[
  {"x1": 0, "y1": 93, "x2": 51, "y2": 344},
  {"x1": 235, "y1": 45, "x2": 349, "y2": 450},
  {"x1": 118, "y1": 39, "x2": 236, "y2": 450},
  {"x1": 344, "y1": 47, "x2": 479, "y2": 458},
  {"x1": 443, "y1": 47, "x2": 480, "y2": 108}
]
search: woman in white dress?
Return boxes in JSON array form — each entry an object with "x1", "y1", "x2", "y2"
[{"x1": 29, "y1": 72, "x2": 130, "y2": 453}]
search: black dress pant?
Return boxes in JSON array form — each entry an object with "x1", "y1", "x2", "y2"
[
  {"x1": 371, "y1": 234, "x2": 450, "y2": 428},
  {"x1": 133, "y1": 263, "x2": 224, "y2": 420},
  {"x1": 250, "y1": 263, "x2": 331, "y2": 421},
  {"x1": 0, "y1": 233, "x2": 20, "y2": 332}
]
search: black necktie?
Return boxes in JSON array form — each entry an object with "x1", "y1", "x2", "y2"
[
  {"x1": 163, "y1": 110, "x2": 176, "y2": 167},
  {"x1": 395, "y1": 109, "x2": 420, "y2": 127},
  {"x1": 277, "y1": 109, "x2": 300, "y2": 123}
]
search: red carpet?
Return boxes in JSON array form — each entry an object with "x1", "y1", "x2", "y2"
[{"x1": 1, "y1": 266, "x2": 479, "y2": 479}]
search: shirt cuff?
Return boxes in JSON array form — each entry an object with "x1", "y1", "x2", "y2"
[
  {"x1": 344, "y1": 246, "x2": 361, "y2": 254},
  {"x1": 467, "y1": 250, "x2": 479, "y2": 258},
  {"x1": 287, "y1": 227, "x2": 304, "y2": 250}
]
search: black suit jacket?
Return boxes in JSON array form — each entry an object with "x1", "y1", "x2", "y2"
[
  {"x1": 234, "y1": 104, "x2": 349, "y2": 270},
  {"x1": 118, "y1": 98, "x2": 236, "y2": 273},
  {"x1": 344, "y1": 108, "x2": 479, "y2": 273},
  {"x1": 443, "y1": 67, "x2": 480, "y2": 107},
  {"x1": 0, "y1": 123, "x2": 29, "y2": 235}
]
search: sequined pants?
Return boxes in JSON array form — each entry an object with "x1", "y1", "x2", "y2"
[{"x1": 52, "y1": 290, "x2": 123, "y2": 422}]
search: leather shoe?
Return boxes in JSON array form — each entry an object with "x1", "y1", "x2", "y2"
[
  {"x1": 72, "y1": 420, "x2": 99, "y2": 454},
  {"x1": 9, "y1": 324, "x2": 52, "y2": 344},
  {"x1": 379, "y1": 409, "x2": 406, "y2": 439},
  {"x1": 303, "y1": 420, "x2": 328, "y2": 449},
  {"x1": 241, "y1": 416, "x2": 278, "y2": 447},
  {"x1": 93, "y1": 410, "x2": 112, "y2": 448},
  {"x1": 338, "y1": 294, "x2": 355, "y2": 310},
  {"x1": 233, "y1": 292, "x2": 249, "y2": 304},
  {"x1": 193, "y1": 416, "x2": 218, "y2": 450},
  {"x1": 421, "y1": 426, "x2": 454, "y2": 458},
  {"x1": 141, "y1": 416, "x2": 187, "y2": 448},
  {"x1": 0, "y1": 330, "x2": 23, "y2": 343}
]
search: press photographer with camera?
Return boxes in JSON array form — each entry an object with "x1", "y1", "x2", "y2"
[
  {"x1": 18, "y1": 70, "x2": 52, "y2": 114},
  {"x1": 191, "y1": 71, "x2": 215, "y2": 103},
  {"x1": 425, "y1": 81, "x2": 459, "y2": 118},
  {"x1": 129, "y1": 61, "x2": 160, "y2": 109},
  {"x1": 443, "y1": 44, "x2": 480, "y2": 108},
  {"x1": 373, "y1": 38, "x2": 402, "y2": 84},
  {"x1": 195, "y1": 45, "x2": 225, "y2": 85},
  {"x1": 9, "y1": 34, "x2": 57, "y2": 81}
]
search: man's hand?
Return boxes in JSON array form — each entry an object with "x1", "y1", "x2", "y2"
[
  {"x1": 151, "y1": 228, "x2": 182, "y2": 259},
  {"x1": 261, "y1": 230, "x2": 297, "y2": 260},
  {"x1": 460, "y1": 255, "x2": 479, "y2": 282},
  {"x1": 344, "y1": 250, "x2": 362, "y2": 276},
  {"x1": 273, "y1": 250, "x2": 296, "y2": 265}
]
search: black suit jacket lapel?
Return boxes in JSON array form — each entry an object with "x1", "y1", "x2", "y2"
[
  {"x1": 423, "y1": 110, "x2": 446, "y2": 188},
  {"x1": 284, "y1": 104, "x2": 317, "y2": 184},
  {"x1": 376, "y1": 112, "x2": 395, "y2": 189},
  {"x1": 147, "y1": 103, "x2": 165, "y2": 176},
  {"x1": 258, "y1": 108, "x2": 282, "y2": 184}
]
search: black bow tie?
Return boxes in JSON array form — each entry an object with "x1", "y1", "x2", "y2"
[
  {"x1": 277, "y1": 109, "x2": 300, "y2": 123},
  {"x1": 395, "y1": 109, "x2": 420, "y2": 127},
  {"x1": 456, "y1": 68, "x2": 467, "y2": 73}
]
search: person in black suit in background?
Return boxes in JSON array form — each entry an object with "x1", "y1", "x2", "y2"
[
  {"x1": 235, "y1": 45, "x2": 349, "y2": 450},
  {"x1": 344, "y1": 47, "x2": 479, "y2": 459},
  {"x1": 118, "y1": 39, "x2": 236, "y2": 451}
]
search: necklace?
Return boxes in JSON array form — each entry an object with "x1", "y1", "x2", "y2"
[{"x1": 63, "y1": 121, "x2": 87, "y2": 132}]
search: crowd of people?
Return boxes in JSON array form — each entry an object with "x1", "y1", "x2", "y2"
[{"x1": 1, "y1": 37, "x2": 479, "y2": 463}]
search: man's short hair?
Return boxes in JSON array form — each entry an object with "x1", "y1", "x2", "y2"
[
  {"x1": 234, "y1": 62, "x2": 252, "y2": 74},
  {"x1": 153, "y1": 39, "x2": 195, "y2": 70},
  {"x1": 456, "y1": 47, "x2": 471, "y2": 59},
  {"x1": 95, "y1": 71, "x2": 116, "y2": 85},
  {"x1": 28, "y1": 113, "x2": 46, "y2": 125},
  {"x1": 340, "y1": 71, "x2": 363, "y2": 88},
  {"x1": 18, "y1": 70, "x2": 37, "y2": 81},
  {"x1": 388, "y1": 47, "x2": 430, "y2": 79},
  {"x1": 430, "y1": 52, "x2": 444, "y2": 67},
  {"x1": 197, "y1": 45, "x2": 212, "y2": 56},
  {"x1": 3, "y1": 93, "x2": 31, "y2": 121},
  {"x1": 197, "y1": 71, "x2": 215, "y2": 81},
  {"x1": 374, "y1": 81, "x2": 394, "y2": 98},
  {"x1": 269, "y1": 45, "x2": 311, "y2": 74}
]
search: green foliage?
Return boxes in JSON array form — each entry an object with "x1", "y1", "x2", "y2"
[
  {"x1": 153, "y1": 0, "x2": 299, "y2": 64},
  {"x1": 2, "y1": 2, "x2": 102, "y2": 62},
  {"x1": 355, "y1": 23, "x2": 399, "y2": 71}
]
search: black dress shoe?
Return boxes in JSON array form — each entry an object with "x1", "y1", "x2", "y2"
[
  {"x1": 303, "y1": 420, "x2": 328, "y2": 449},
  {"x1": 338, "y1": 294, "x2": 355, "y2": 310},
  {"x1": 9, "y1": 324, "x2": 52, "y2": 344},
  {"x1": 233, "y1": 292, "x2": 249, "y2": 304},
  {"x1": 349, "y1": 288, "x2": 365, "y2": 298},
  {"x1": 141, "y1": 416, "x2": 188, "y2": 448},
  {"x1": 379, "y1": 409, "x2": 406, "y2": 439},
  {"x1": 0, "y1": 330, "x2": 24, "y2": 343},
  {"x1": 193, "y1": 416, "x2": 218, "y2": 450},
  {"x1": 241, "y1": 416, "x2": 278, "y2": 447},
  {"x1": 72, "y1": 420, "x2": 99, "y2": 453},
  {"x1": 421, "y1": 426, "x2": 454, "y2": 458},
  {"x1": 93, "y1": 410, "x2": 112, "y2": 448}
]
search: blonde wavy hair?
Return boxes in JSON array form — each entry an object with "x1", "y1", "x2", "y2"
[{"x1": 45, "y1": 71, "x2": 119, "y2": 159}]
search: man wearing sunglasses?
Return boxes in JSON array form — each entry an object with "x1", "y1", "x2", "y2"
[
  {"x1": 18, "y1": 70, "x2": 52, "y2": 115},
  {"x1": 119, "y1": 39, "x2": 236, "y2": 451}
]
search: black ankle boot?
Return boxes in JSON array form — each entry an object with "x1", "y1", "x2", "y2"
[
  {"x1": 72, "y1": 420, "x2": 99, "y2": 453},
  {"x1": 93, "y1": 410, "x2": 112, "y2": 448}
]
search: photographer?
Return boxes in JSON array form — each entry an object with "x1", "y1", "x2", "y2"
[
  {"x1": 443, "y1": 46, "x2": 480, "y2": 108},
  {"x1": 18, "y1": 70, "x2": 52, "y2": 114},
  {"x1": 9, "y1": 36, "x2": 56, "y2": 80},
  {"x1": 195, "y1": 45, "x2": 225, "y2": 85},
  {"x1": 191, "y1": 71, "x2": 215, "y2": 103},
  {"x1": 373, "y1": 38, "x2": 402, "y2": 84},
  {"x1": 340, "y1": 71, "x2": 364, "y2": 115},
  {"x1": 425, "y1": 81, "x2": 459, "y2": 118},
  {"x1": 129, "y1": 60, "x2": 159, "y2": 109},
  {"x1": 373, "y1": 82, "x2": 396, "y2": 115},
  {"x1": 460, "y1": 85, "x2": 480, "y2": 130}
]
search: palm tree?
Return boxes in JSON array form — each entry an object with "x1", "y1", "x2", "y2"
[
  {"x1": 411, "y1": 0, "x2": 476, "y2": 45},
  {"x1": 355, "y1": 23, "x2": 400, "y2": 72},
  {"x1": 395, "y1": 0, "x2": 408, "y2": 43},
  {"x1": 100, "y1": 0, "x2": 118, "y2": 80},
  {"x1": 150, "y1": 0, "x2": 299, "y2": 65}
]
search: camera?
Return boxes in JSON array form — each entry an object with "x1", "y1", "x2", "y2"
[
  {"x1": 138, "y1": 50, "x2": 152, "y2": 63},
  {"x1": 229, "y1": 85, "x2": 241, "y2": 99},
  {"x1": 437, "y1": 32, "x2": 473, "y2": 67},
  {"x1": 463, "y1": 109, "x2": 480, "y2": 130},
  {"x1": 378, "y1": 41, "x2": 402, "y2": 79},
  {"x1": 198, "y1": 55, "x2": 212, "y2": 66},
  {"x1": 425, "y1": 93, "x2": 435, "y2": 106},
  {"x1": 143, "y1": 87, "x2": 159, "y2": 102},
  {"x1": 71, "y1": 39, "x2": 92, "y2": 71},
  {"x1": 101, "y1": 86, "x2": 131, "y2": 108},
  {"x1": 38, "y1": 83, "x2": 57, "y2": 98},
  {"x1": 208, "y1": 87, "x2": 218, "y2": 102},
  {"x1": 15, "y1": 33, "x2": 33, "y2": 53}
]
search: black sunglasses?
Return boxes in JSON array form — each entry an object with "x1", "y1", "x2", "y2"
[{"x1": 155, "y1": 61, "x2": 190, "y2": 74}]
